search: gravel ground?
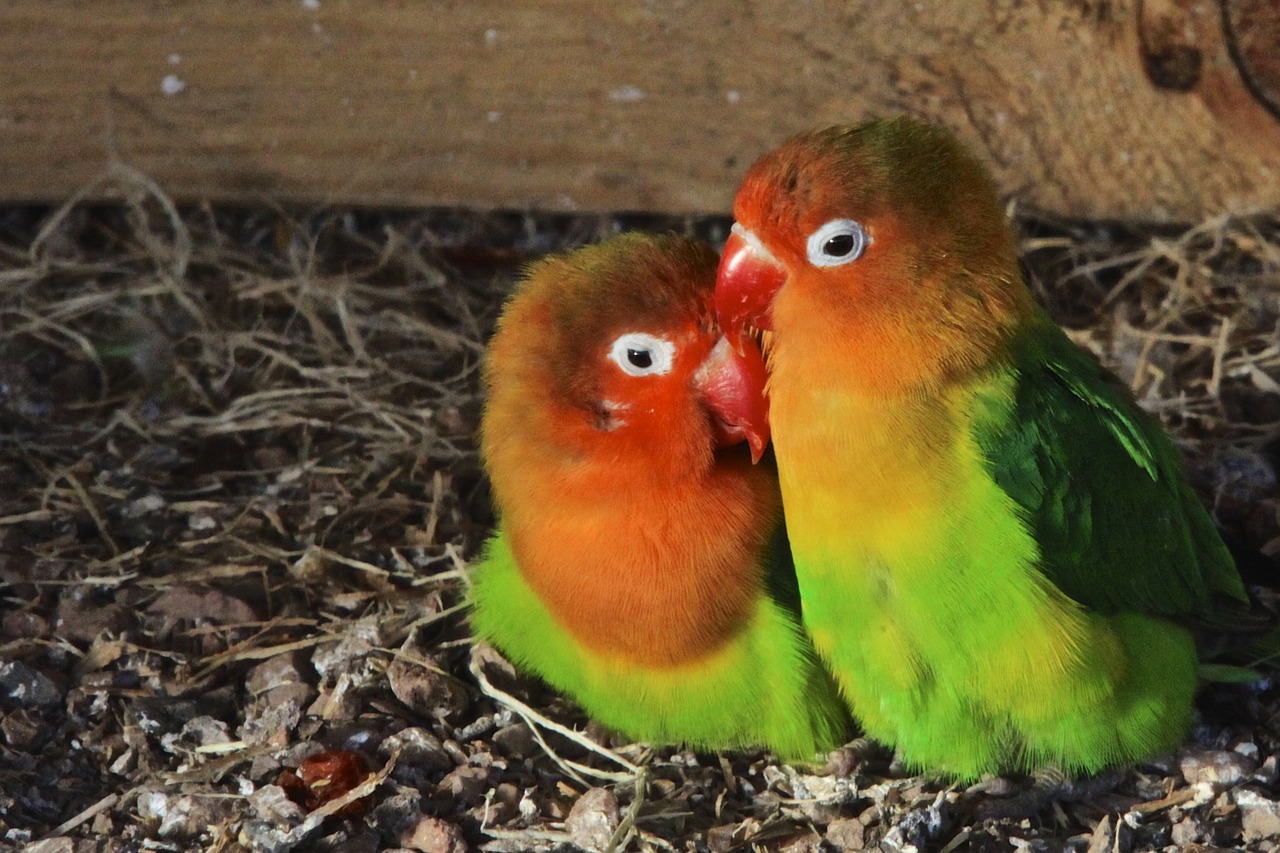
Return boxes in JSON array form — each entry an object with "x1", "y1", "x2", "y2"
[{"x1": 1, "y1": 175, "x2": 1279, "y2": 852}]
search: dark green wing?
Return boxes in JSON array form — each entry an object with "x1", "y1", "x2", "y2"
[{"x1": 972, "y1": 318, "x2": 1246, "y2": 618}]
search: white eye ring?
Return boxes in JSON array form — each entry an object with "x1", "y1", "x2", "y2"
[
  {"x1": 608, "y1": 332, "x2": 675, "y2": 377},
  {"x1": 806, "y1": 219, "x2": 869, "y2": 268}
]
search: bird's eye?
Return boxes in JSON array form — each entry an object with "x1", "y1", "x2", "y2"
[
  {"x1": 805, "y1": 219, "x2": 869, "y2": 268},
  {"x1": 608, "y1": 332, "x2": 674, "y2": 377}
]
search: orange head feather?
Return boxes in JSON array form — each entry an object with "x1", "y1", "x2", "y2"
[
  {"x1": 481, "y1": 233, "x2": 778, "y2": 666},
  {"x1": 718, "y1": 116, "x2": 1035, "y2": 396}
]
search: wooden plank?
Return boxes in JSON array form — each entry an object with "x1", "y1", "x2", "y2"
[{"x1": 1, "y1": 1, "x2": 1278, "y2": 220}]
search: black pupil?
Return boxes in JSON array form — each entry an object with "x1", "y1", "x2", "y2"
[
  {"x1": 626, "y1": 348, "x2": 653, "y2": 369},
  {"x1": 824, "y1": 233, "x2": 856, "y2": 256}
]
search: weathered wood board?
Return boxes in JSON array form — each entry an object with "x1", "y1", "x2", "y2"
[{"x1": 2, "y1": 1, "x2": 1278, "y2": 221}]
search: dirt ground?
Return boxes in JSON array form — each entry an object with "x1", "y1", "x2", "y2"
[{"x1": 2, "y1": 174, "x2": 1279, "y2": 852}]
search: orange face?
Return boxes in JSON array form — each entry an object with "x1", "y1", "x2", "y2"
[
  {"x1": 486, "y1": 234, "x2": 768, "y2": 488},
  {"x1": 566, "y1": 309, "x2": 768, "y2": 473}
]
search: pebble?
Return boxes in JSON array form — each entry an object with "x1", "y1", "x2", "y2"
[
  {"x1": 1180, "y1": 747, "x2": 1256, "y2": 788},
  {"x1": 311, "y1": 617, "x2": 382, "y2": 681},
  {"x1": 387, "y1": 656, "x2": 470, "y2": 719},
  {"x1": 436, "y1": 765, "x2": 490, "y2": 807},
  {"x1": 565, "y1": 787, "x2": 620, "y2": 852},
  {"x1": 0, "y1": 661, "x2": 63, "y2": 708},
  {"x1": 491, "y1": 722, "x2": 537, "y2": 759},
  {"x1": 1236, "y1": 788, "x2": 1280, "y2": 844},
  {"x1": 248, "y1": 784, "x2": 306, "y2": 825},
  {"x1": 380, "y1": 727, "x2": 454, "y2": 773},
  {"x1": 826, "y1": 816, "x2": 865, "y2": 851},
  {"x1": 399, "y1": 816, "x2": 468, "y2": 853},
  {"x1": 374, "y1": 788, "x2": 424, "y2": 842},
  {"x1": 2, "y1": 708, "x2": 48, "y2": 751},
  {"x1": 138, "y1": 790, "x2": 233, "y2": 841},
  {"x1": 54, "y1": 595, "x2": 132, "y2": 643},
  {"x1": 247, "y1": 651, "x2": 309, "y2": 696},
  {"x1": 2, "y1": 610, "x2": 50, "y2": 639},
  {"x1": 179, "y1": 715, "x2": 232, "y2": 748}
]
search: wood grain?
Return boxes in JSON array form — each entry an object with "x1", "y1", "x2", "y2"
[{"x1": 1, "y1": 1, "x2": 1278, "y2": 220}]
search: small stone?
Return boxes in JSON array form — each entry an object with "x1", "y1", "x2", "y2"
[
  {"x1": 1170, "y1": 817, "x2": 1200, "y2": 847},
  {"x1": 400, "y1": 815, "x2": 467, "y2": 853},
  {"x1": 147, "y1": 585, "x2": 257, "y2": 626},
  {"x1": 826, "y1": 747, "x2": 861, "y2": 778},
  {"x1": 282, "y1": 740, "x2": 328, "y2": 768},
  {"x1": 237, "y1": 819, "x2": 292, "y2": 853},
  {"x1": 826, "y1": 816, "x2": 865, "y2": 850},
  {"x1": 707, "y1": 823, "x2": 739, "y2": 853},
  {"x1": 1181, "y1": 747, "x2": 1256, "y2": 788},
  {"x1": 1257, "y1": 756, "x2": 1280, "y2": 785},
  {"x1": 311, "y1": 618, "x2": 382, "y2": 682},
  {"x1": 139, "y1": 791, "x2": 233, "y2": 841},
  {"x1": 187, "y1": 512, "x2": 217, "y2": 531},
  {"x1": 179, "y1": 715, "x2": 232, "y2": 748},
  {"x1": 55, "y1": 595, "x2": 132, "y2": 643},
  {"x1": 473, "y1": 782, "x2": 521, "y2": 826},
  {"x1": 24, "y1": 839, "x2": 75, "y2": 853},
  {"x1": 2, "y1": 610, "x2": 50, "y2": 639},
  {"x1": 239, "y1": 683, "x2": 307, "y2": 747},
  {"x1": 436, "y1": 765, "x2": 490, "y2": 807},
  {"x1": 248, "y1": 784, "x2": 306, "y2": 826},
  {"x1": 380, "y1": 727, "x2": 453, "y2": 773},
  {"x1": 1, "y1": 708, "x2": 49, "y2": 751},
  {"x1": 779, "y1": 832, "x2": 823, "y2": 853},
  {"x1": 1237, "y1": 788, "x2": 1280, "y2": 844},
  {"x1": 491, "y1": 723, "x2": 537, "y2": 759},
  {"x1": 386, "y1": 656, "x2": 469, "y2": 719},
  {"x1": 125, "y1": 493, "x2": 167, "y2": 517},
  {"x1": 565, "y1": 787, "x2": 620, "y2": 852},
  {"x1": 247, "y1": 651, "x2": 308, "y2": 696},
  {"x1": 374, "y1": 789, "x2": 424, "y2": 843},
  {"x1": 0, "y1": 661, "x2": 63, "y2": 708}
]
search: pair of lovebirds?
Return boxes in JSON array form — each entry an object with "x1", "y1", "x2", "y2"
[{"x1": 469, "y1": 116, "x2": 1253, "y2": 781}]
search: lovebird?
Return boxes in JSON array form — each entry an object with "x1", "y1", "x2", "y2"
[
  {"x1": 470, "y1": 233, "x2": 850, "y2": 759},
  {"x1": 713, "y1": 116, "x2": 1250, "y2": 779}
]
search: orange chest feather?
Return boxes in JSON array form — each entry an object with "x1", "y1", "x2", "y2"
[{"x1": 504, "y1": 455, "x2": 777, "y2": 668}]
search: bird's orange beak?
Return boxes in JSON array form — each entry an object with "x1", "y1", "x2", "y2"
[
  {"x1": 693, "y1": 336, "x2": 770, "y2": 463},
  {"x1": 715, "y1": 226, "x2": 787, "y2": 353}
]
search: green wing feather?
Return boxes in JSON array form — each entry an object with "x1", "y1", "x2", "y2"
[
  {"x1": 468, "y1": 527, "x2": 850, "y2": 760},
  {"x1": 973, "y1": 317, "x2": 1246, "y2": 618}
]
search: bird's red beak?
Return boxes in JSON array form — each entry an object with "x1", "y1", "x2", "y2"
[
  {"x1": 693, "y1": 336, "x2": 770, "y2": 463},
  {"x1": 715, "y1": 226, "x2": 787, "y2": 353}
]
